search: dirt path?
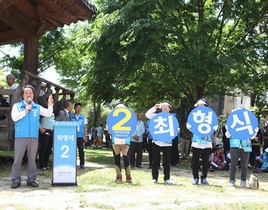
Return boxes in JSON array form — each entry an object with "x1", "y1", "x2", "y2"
[{"x1": 1, "y1": 161, "x2": 268, "y2": 210}]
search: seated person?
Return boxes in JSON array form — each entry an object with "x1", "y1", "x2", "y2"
[
  {"x1": 93, "y1": 136, "x2": 102, "y2": 148},
  {"x1": 253, "y1": 148, "x2": 268, "y2": 173},
  {"x1": 209, "y1": 144, "x2": 227, "y2": 171},
  {"x1": 0, "y1": 94, "x2": 9, "y2": 107}
]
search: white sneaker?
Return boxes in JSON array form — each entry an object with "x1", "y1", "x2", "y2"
[
  {"x1": 165, "y1": 179, "x2": 172, "y2": 185},
  {"x1": 151, "y1": 179, "x2": 157, "y2": 183}
]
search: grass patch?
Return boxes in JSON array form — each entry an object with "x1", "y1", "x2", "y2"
[
  {"x1": 89, "y1": 202, "x2": 115, "y2": 210},
  {"x1": 1, "y1": 148, "x2": 268, "y2": 209}
]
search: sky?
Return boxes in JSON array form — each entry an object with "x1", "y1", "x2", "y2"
[{"x1": 0, "y1": 45, "x2": 61, "y2": 85}]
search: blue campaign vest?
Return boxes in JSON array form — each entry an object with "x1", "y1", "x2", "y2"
[
  {"x1": 192, "y1": 134, "x2": 212, "y2": 144},
  {"x1": 111, "y1": 136, "x2": 131, "y2": 145},
  {"x1": 15, "y1": 100, "x2": 40, "y2": 138},
  {"x1": 260, "y1": 152, "x2": 268, "y2": 171},
  {"x1": 230, "y1": 137, "x2": 248, "y2": 148},
  {"x1": 229, "y1": 136, "x2": 252, "y2": 152},
  {"x1": 71, "y1": 114, "x2": 85, "y2": 138}
]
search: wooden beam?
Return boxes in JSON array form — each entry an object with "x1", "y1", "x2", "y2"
[
  {"x1": 0, "y1": 29, "x2": 23, "y2": 45},
  {"x1": 0, "y1": 6, "x2": 33, "y2": 35},
  {"x1": 0, "y1": 0, "x2": 17, "y2": 11},
  {"x1": 38, "y1": 0, "x2": 77, "y2": 22}
]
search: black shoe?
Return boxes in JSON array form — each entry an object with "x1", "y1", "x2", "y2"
[
  {"x1": 136, "y1": 165, "x2": 142, "y2": 168},
  {"x1": 27, "y1": 181, "x2": 39, "y2": 187},
  {"x1": 11, "y1": 182, "x2": 21, "y2": 189},
  {"x1": 40, "y1": 167, "x2": 47, "y2": 171}
]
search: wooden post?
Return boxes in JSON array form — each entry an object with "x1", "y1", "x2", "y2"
[{"x1": 23, "y1": 35, "x2": 39, "y2": 75}]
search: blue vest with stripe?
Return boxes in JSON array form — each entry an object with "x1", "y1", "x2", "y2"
[
  {"x1": 71, "y1": 114, "x2": 86, "y2": 138},
  {"x1": 14, "y1": 100, "x2": 40, "y2": 138},
  {"x1": 192, "y1": 134, "x2": 212, "y2": 144}
]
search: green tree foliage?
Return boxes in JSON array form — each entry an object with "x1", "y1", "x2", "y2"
[
  {"x1": 79, "y1": 0, "x2": 268, "y2": 122},
  {"x1": 1, "y1": 0, "x2": 267, "y2": 123}
]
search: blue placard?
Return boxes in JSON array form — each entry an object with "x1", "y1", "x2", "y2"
[
  {"x1": 51, "y1": 121, "x2": 79, "y2": 185},
  {"x1": 187, "y1": 106, "x2": 218, "y2": 137},
  {"x1": 149, "y1": 112, "x2": 179, "y2": 142},
  {"x1": 226, "y1": 108, "x2": 258, "y2": 140},
  {"x1": 107, "y1": 107, "x2": 137, "y2": 139}
]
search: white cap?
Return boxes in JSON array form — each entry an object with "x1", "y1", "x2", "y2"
[
  {"x1": 265, "y1": 148, "x2": 268, "y2": 153},
  {"x1": 194, "y1": 99, "x2": 207, "y2": 107},
  {"x1": 41, "y1": 82, "x2": 46, "y2": 87}
]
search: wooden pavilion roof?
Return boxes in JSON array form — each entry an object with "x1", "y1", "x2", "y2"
[{"x1": 0, "y1": 0, "x2": 97, "y2": 45}]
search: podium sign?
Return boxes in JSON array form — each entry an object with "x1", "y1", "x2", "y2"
[{"x1": 50, "y1": 121, "x2": 79, "y2": 186}]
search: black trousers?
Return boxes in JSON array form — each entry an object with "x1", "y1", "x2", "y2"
[
  {"x1": 191, "y1": 147, "x2": 211, "y2": 179},
  {"x1": 129, "y1": 141, "x2": 143, "y2": 167},
  {"x1": 249, "y1": 145, "x2": 261, "y2": 167},
  {"x1": 152, "y1": 142, "x2": 171, "y2": 181},
  {"x1": 170, "y1": 137, "x2": 179, "y2": 166},
  {"x1": 148, "y1": 139, "x2": 153, "y2": 166},
  {"x1": 39, "y1": 130, "x2": 53, "y2": 168},
  {"x1": 77, "y1": 137, "x2": 85, "y2": 165}
]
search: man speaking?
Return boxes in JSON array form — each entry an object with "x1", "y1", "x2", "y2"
[{"x1": 10, "y1": 85, "x2": 53, "y2": 189}]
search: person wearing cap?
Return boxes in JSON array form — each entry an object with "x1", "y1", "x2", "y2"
[
  {"x1": 6, "y1": 74, "x2": 18, "y2": 104},
  {"x1": 24, "y1": 75, "x2": 29, "y2": 85},
  {"x1": 39, "y1": 82, "x2": 47, "y2": 97},
  {"x1": 145, "y1": 100, "x2": 174, "y2": 185},
  {"x1": 191, "y1": 98, "x2": 215, "y2": 185},
  {"x1": 6, "y1": 74, "x2": 18, "y2": 90},
  {"x1": 253, "y1": 148, "x2": 268, "y2": 173},
  {"x1": 209, "y1": 144, "x2": 227, "y2": 172}
]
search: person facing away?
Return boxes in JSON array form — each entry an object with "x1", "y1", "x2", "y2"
[
  {"x1": 190, "y1": 99, "x2": 215, "y2": 186},
  {"x1": 145, "y1": 100, "x2": 174, "y2": 185},
  {"x1": 10, "y1": 85, "x2": 53, "y2": 189},
  {"x1": 55, "y1": 100, "x2": 73, "y2": 121},
  {"x1": 95, "y1": 124, "x2": 104, "y2": 142},
  {"x1": 111, "y1": 101, "x2": 132, "y2": 183},
  {"x1": 39, "y1": 96, "x2": 55, "y2": 171},
  {"x1": 225, "y1": 113, "x2": 257, "y2": 188},
  {"x1": 129, "y1": 112, "x2": 145, "y2": 168},
  {"x1": 71, "y1": 103, "x2": 88, "y2": 170}
]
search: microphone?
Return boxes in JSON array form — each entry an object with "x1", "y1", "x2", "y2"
[
  {"x1": 27, "y1": 98, "x2": 32, "y2": 105},
  {"x1": 27, "y1": 98, "x2": 32, "y2": 112}
]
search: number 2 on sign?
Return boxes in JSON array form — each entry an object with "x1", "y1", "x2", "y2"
[
  {"x1": 61, "y1": 145, "x2": 69, "y2": 158},
  {"x1": 112, "y1": 108, "x2": 131, "y2": 131}
]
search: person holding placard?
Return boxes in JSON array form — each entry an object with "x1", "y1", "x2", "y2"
[
  {"x1": 225, "y1": 108, "x2": 259, "y2": 188},
  {"x1": 110, "y1": 101, "x2": 133, "y2": 183},
  {"x1": 189, "y1": 99, "x2": 216, "y2": 185},
  {"x1": 145, "y1": 100, "x2": 175, "y2": 185}
]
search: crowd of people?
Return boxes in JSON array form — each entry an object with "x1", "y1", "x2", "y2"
[{"x1": 2, "y1": 76, "x2": 267, "y2": 189}]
